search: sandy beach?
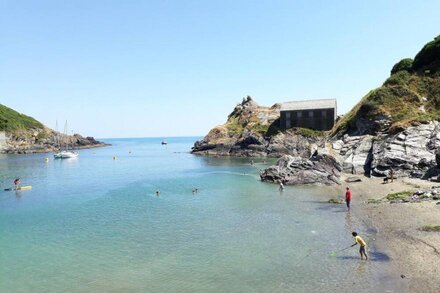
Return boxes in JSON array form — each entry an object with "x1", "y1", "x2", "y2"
[{"x1": 325, "y1": 176, "x2": 440, "y2": 292}]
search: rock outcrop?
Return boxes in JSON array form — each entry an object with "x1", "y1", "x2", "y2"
[
  {"x1": 195, "y1": 36, "x2": 440, "y2": 186},
  {"x1": 2, "y1": 128, "x2": 107, "y2": 154},
  {"x1": 192, "y1": 96, "x2": 324, "y2": 157},
  {"x1": 260, "y1": 154, "x2": 342, "y2": 185},
  {"x1": 0, "y1": 103, "x2": 107, "y2": 154}
]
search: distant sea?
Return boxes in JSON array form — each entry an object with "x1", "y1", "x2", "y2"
[{"x1": 0, "y1": 137, "x2": 393, "y2": 292}]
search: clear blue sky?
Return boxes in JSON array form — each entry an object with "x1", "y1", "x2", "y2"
[{"x1": 1, "y1": 0, "x2": 439, "y2": 138}]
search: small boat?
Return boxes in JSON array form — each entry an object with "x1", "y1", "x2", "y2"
[
  {"x1": 54, "y1": 150, "x2": 78, "y2": 159},
  {"x1": 54, "y1": 121, "x2": 79, "y2": 159},
  {"x1": 161, "y1": 140, "x2": 168, "y2": 145}
]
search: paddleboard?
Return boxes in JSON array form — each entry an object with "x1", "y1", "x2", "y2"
[{"x1": 4, "y1": 185, "x2": 32, "y2": 191}]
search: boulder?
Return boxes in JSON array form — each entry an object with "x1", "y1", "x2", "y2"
[{"x1": 260, "y1": 154, "x2": 342, "y2": 185}]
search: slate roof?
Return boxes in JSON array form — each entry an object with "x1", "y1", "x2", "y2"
[{"x1": 280, "y1": 99, "x2": 337, "y2": 111}]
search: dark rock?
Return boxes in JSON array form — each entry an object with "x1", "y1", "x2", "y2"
[{"x1": 260, "y1": 154, "x2": 342, "y2": 185}]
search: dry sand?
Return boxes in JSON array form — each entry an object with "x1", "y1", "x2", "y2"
[{"x1": 324, "y1": 176, "x2": 440, "y2": 292}]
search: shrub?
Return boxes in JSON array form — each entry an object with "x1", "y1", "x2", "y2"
[
  {"x1": 384, "y1": 70, "x2": 411, "y2": 86},
  {"x1": 413, "y1": 35, "x2": 440, "y2": 73},
  {"x1": 385, "y1": 191, "x2": 412, "y2": 201},
  {"x1": 391, "y1": 58, "x2": 414, "y2": 75}
]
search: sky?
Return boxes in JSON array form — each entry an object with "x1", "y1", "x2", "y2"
[{"x1": 1, "y1": 0, "x2": 440, "y2": 138}]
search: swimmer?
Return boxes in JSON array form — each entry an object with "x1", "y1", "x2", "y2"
[
  {"x1": 156, "y1": 191, "x2": 160, "y2": 197},
  {"x1": 279, "y1": 181, "x2": 284, "y2": 191}
]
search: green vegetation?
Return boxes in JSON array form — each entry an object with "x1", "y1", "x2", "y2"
[
  {"x1": 385, "y1": 191, "x2": 412, "y2": 201},
  {"x1": 295, "y1": 127, "x2": 324, "y2": 137},
  {"x1": 367, "y1": 198, "x2": 383, "y2": 204},
  {"x1": 0, "y1": 104, "x2": 44, "y2": 132},
  {"x1": 253, "y1": 123, "x2": 270, "y2": 135},
  {"x1": 225, "y1": 117, "x2": 244, "y2": 135},
  {"x1": 420, "y1": 225, "x2": 440, "y2": 232},
  {"x1": 332, "y1": 35, "x2": 440, "y2": 135},
  {"x1": 391, "y1": 58, "x2": 414, "y2": 74},
  {"x1": 413, "y1": 35, "x2": 440, "y2": 73}
]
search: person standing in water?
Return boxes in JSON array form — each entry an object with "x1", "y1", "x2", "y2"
[
  {"x1": 14, "y1": 178, "x2": 20, "y2": 190},
  {"x1": 279, "y1": 181, "x2": 284, "y2": 191},
  {"x1": 345, "y1": 187, "x2": 352, "y2": 211},
  {"x1": 351, "y1": 232, "x2": 368, "y2": 260}
]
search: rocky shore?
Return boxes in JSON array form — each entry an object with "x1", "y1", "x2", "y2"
[
  {"x1": 1, "y1": 128, "x2": 108, "y2": 154},
  {"x1": 191, "y1": 96, "x2": 322, "y2": 158}
]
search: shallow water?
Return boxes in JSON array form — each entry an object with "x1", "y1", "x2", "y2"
[{"x1": 0, "y1": 137, "x2": 394, "y2": 292}]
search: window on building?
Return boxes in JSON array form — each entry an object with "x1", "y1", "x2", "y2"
[
  {"x1": 309, "y1": 111, "x2": 314, "y2": 118},
  {"x1": 286, "y1": 112, "x2": 291, "y2": 119},
  {"x1": 297, "y1": 111, "x2": 302, "y2": 118},
  {"x1": 286, "y1": 120, "x2": 291, "y2": 128},
  {"x1": 322, "y1": 110, "x2": 327, "y2": 117}
]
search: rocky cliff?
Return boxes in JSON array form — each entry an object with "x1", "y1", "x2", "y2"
[
  {"x1": 198, "y1": 35, "x2": 440, "y2": 185},
  {"x1": 192, "y1": 96, "x2": 323, "y2": 157},
  {"x1": 327, "y1": 35, "x2": 440, "y2": 181},
  {"x1": 0, "y1": 104, "x2": 107, "y2": 154}
]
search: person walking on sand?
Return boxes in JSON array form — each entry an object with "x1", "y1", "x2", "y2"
[
  {"x1": 389, "y1": 167, "x2": 394, "y2": 183},
  {"x1": 345, "y1": 187, "x2": 352, "y2": 211},
  {"x1": 351, "y1": 232, "x2": 368, "y2": 260}
]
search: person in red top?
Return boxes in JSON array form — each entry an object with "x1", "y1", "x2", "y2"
[{"x1": 345, "y1": 187, "x2": 352, "y2": 211}]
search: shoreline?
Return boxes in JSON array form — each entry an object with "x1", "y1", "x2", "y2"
[
  {"x1": 323, "y1": 175, "x2": 440, "y2": 292},
  {"x1": 0, "y1": 143, "x2": 110, "y2": 154}
]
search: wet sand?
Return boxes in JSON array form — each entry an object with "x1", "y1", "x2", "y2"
[{"x1": 324, "y1": 176, "x2": 440, "y2": 293}]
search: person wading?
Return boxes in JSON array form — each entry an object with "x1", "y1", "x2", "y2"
[
  {"x1": 345, "y1": 187, "x2": 352, "y2": 211},
  {"x1": 351, "y1": 232, "x2": 368, "y2": 260}
]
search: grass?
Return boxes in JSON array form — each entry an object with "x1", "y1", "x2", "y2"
[
  {"x1": 331, "y1": 35, "x2": 440, "y2": 135},
  {"x1": 420, "y1": 225, "x2": 440, "y2": 232},
  {"x1": 0, "y1": 104, "x2": 44, "y2": 132},
  {"x1": 295, "y1": 127, "x2": 325, "y2": 137},
  {"x1": 225, "y1": 117, "x2": 244, "y2": 135},
  {"x1": 385, "y1": 191, "x2": 413, "y2": 201}
]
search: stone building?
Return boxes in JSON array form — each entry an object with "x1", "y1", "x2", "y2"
[{"x1": 279, "y1": 99, "x2": 337, "y2": 131}]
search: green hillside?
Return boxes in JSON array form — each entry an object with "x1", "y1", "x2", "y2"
[
  {"x1": 334, "y1": 35, "x2": 440, "y2": 135},
  {"x1": 0, "y1": 104, "x2": 44, "y2": 132}
]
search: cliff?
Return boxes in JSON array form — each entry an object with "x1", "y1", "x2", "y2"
[
  {"x1": 194, "y1": 35, "x2": 440, "y2": 185},
  {"x1": 191, "y1": 96, "x2": 323, "y2": 157},
  {"x1": 0, "y1": 104, "x2": 107, "y2": 154},
  {"x1": 327, "y1": 35, "x2": 440, "y2": 180}
]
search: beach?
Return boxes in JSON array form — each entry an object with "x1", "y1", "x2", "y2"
[{"x1": 325, "y1": 176, "x2": 440, "y2": 292}]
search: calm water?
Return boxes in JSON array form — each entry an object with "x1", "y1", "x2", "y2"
[{"x1": 0, "y1": 137, "x2": 393, "y2": 292}]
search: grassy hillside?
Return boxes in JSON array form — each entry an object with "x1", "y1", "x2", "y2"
[
  {"x1": 0, "y1": 104, "x2": 44, "y2": 132},
  {"x1": 333, "y1": 35, "x2": 440, "y2": 135}
]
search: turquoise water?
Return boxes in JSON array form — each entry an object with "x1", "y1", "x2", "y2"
[{"x1": 0, "y1": 137, "x2": 393, "y2": 292}]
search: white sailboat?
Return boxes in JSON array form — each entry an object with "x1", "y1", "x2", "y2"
[{"x1": 54, "y1": 121, "x2": 78, "y2": 159}]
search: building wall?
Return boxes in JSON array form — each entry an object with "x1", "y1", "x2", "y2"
[{"x1": 280, "y1": 108, "x2": 335, "y2": 131}]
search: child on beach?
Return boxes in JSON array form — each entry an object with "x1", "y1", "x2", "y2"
[{"x1": 351, "y1": 232, "x2": 368, "y2": 260}]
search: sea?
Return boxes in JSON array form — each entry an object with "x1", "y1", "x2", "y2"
[{"x1": 0, "y1": 137, "x2": 396, "y2": 292}]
